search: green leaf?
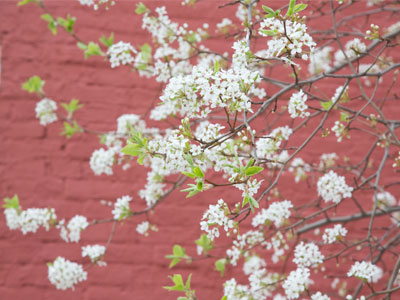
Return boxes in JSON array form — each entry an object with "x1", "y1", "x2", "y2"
[
  {"x1": 293, "y1": 3, "x2": 307, "y2": 14},
  {"x1": 22, "y1": 75, "x2": 45, "y2": 94},
  {"x1": 321, "y1": 100, "x2": 333, "y2": 110},
  {"x1": 164, "y1": 274, "x2": 185, "y2": 291},
  {"x1": 248, "y1": 195, "x2": 259, "y2": 212},
  {"x1": 259, "y1": 29, "x2": 276, "y2": 36},
  {"x1": 77, "y1": 42, "x2": 87, "y2": 50},
  {"x1": 17, "y1": 0, "x2": 37, "y2": 6},
  {"x1": 41, "y1": 13, "x2": 58, "y2": 35},
  {"x1": 221, "y1": 297, "x2": 228, "y2": 300},
  {"x1": 3, "y1": 195, "x2": 20, "y2": 210},
  {"x1": 122, "y1": 143, "x2": 143, "y2": 156},
  {"x1": 340, "y1": 112, "x2": 349, "y2": 122},
  {"x1": 262, "y1": 5, "x2": 275, "y2": 15},
  {"x1": 182, "y1": 171, "x2": 196, "y2": 179},
  {"x1": 57, "y1": 15, "x2": 76, "y2": 33},
  {"x1": 192, "y1": 166, "x2": 204, "y2": 178},
  {"x1": 135, "y1": 2, "x2": 147, "y2": 14},
  {"x1": 286, "y1": 0, "x2": 296, "y2": 17},
  {"x1": 61, "y1": 121, "x2": 81, "y2": 138},
  {"x1": 61, "y1": 99, "x2": 84, "y2": 118},
  {"x1": 99, "y1": 33, "x2": 114, "y2": 48},
  {"x1": 215, "y1": 258, "x2": 227, "y2": 276},
  {"x1": 195, "y1": 234, "x2": 213, "y2": 254},
  {"x1": 214, "y1": 60, "x2": 220, "y2": 73},
  {"x1": 84, "y1": 42, "x2": 103, "y2": 59},
  {"x1": 185, "y1": 273, "x2": 192, "y2": 289},
  {"x1": 165, "y1": 245, "x2": 187, "y2": 268},
  {"x1": 245, "y1": 166, "x2": 263, "y2": 176}
]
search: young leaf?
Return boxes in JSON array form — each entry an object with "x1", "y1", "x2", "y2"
[
  {"x1": 17, "y1": 0, "x2": 37, "y2": 6},
  {"x1": 99, "y1": 33, "x2": 114, "y2": 48},
  {"x1": 245, "y1": 166, "x2": 263, "y2": 176},
  {"x1": 164, "y1": 274, "x2": 185, "y2": 291},
  {"x1": 215, "y1": 258, "x2": 227, "y2": 276},
  {"x1": 192, "y1": 166, "x2": 204, "y2": 178},
  {"x1": 262, "y1": 5, "x2": 275, "y2": 15},
  {"x1": 135, "y1": 2, "x2": 147, "y2": 15},
  {"x1": 294, "y1": 3, "x2": 307, "y2": 14},
  {"x1": 195, "y1": 234, "x2": 213, "y2": 254},
  {"x1": 22, "y1": 76, "x2": 45, "y2": 94},
  {"x1": 321, "y1": 100, "x2": 333, "y2": 110},
  {"x1": 286, "y1": 0, "x2": 296, "y2": 17}
]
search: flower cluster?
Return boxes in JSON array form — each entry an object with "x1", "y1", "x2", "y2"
[
  {"x1": 317, "y1": 170, "x2": 353, "y2": 204},
  {"x1": 347, "y1": 261, "x2": 383, "y2": 283},
  {"x1": 334, "y1": 38, "x2": 367, "y2": 66},
  {"x1": 82, "y1": 244, "x2": 106, "y2": 265},
  {"x1": 136, "y1": 221, "x2": 150, "y2": 235},
  {"x1": 116, "y1": 114, "x2": 146, "y2": 137},
  {"x1": 256, "y1": 126, "x2": 293, "y2": 160},
  {"x1": 311, "y1": 292, "x2": 331, "y2": 300},
  {"x1": 112, "y1": 195, "x2": 132, "y2": 220},
  {"x1": 89, "y1": 148, "x2": 116, "y2": 176},
  {"x1": 59, "y1": 215, "x2": 89, "y2": 243},
  {"x1": 319, "y1": 153, "x2": 338, "y2": 169},
  {"x1": 150, "y1": 40, "x2": 265, "y2": 120},
  {"x1": 289, "y1": 158, "x2": 310, "y2": 182},
  {"x1": 48, "y1": 257, "x2": 87, "y2": 290},
  {"x1": 375, "y1": 191, "x2": 396, "y2": 208},
  {"x1": 331, "y1": 120, "x2": 348, "y2": 142},
  {"x1": 282, "y1": 267, "x2": 311, "y2": 299},
  {"x1": 78, "y1": 0, "x2": 115, "y2": 10},
  {"x1": 293, "y1": 242, "x2": 324, "y2": 267},
  {"x1": 309, "y1": 47, "x2": 333, "y2": 74},
  {"x1": 5, "y1": 207, "x2": 56, "y2": 234},
  {"x1": 288, "y1": 90, "x2": 309, "y2": 119},
  {"x1": 35, "y1": 98, "x2": 58, "y2": 126},
  {"x1": 200, "y1": 199, "x2": 234, "y2": 241},
  {"x1": 107, "y1": 41, "x2": 137, "y2": 68},
  {"x1": 252, "y1": 200, "x2": 293, "y2": 227},
  {"x1": 322, "y1": 224, "x2": 347, "y2": 244},
  {"x1": 259, "y1": 17, "x2": 316, "y2": 62}
]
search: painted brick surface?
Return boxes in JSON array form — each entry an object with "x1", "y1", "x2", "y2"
[{"x1": 0, "y1": 1, "x2": 399, "y2": 300}]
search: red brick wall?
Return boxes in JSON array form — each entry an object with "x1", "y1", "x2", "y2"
[{"x1": 0, "y1": 1, "x2": 399, "y2": 300}]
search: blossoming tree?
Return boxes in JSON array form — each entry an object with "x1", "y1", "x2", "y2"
[{"x1": 3, "y1": 0, "x2": 400, "y2": 299}]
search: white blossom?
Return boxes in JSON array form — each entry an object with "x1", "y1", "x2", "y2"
[
  {"x1": 309, "y1": 47, "x2": 333, "y2": 74},
  {"x1": 282, "y1": 267, "x2": 310, "y2": 299},
  {"x1": 331, "y1": 121, "x2": 348, "y2": 143},
  {"x1": 35, "y1": 98, "x2": 57, "y2": 126},
  {"x1": 243, "y1": 255, "x2": 266, "y2": 275},
  {"x1": 347, "y1": 261, "x2": 383, "y2": 283},
  {"x1": 59, "y1": 215, "x2": 88, "y2": 243},
  {"x1": 387, "y1": 21, "x2": 400, "y2": 35},
  {"x1": 256, "y1": 126, "x2": 293, "y2": 160},
  {"x1": 293, "y1": 242, "x2": 324, "y2": 267},
  {"x1": 112, "y1": 195, "x2": 132, "y2": 220},
  {"x1": 252, "y1": 200, "x2": 293, "y2": 228},
  {"x1": 107, "y1": 41, "x2": 136, "y2": 68},
  {"x1": 334, "y1": 39, "x2": 366, "y2": 66},
  {"x1": 89, "y1": 148, "x2": 116, "y2": 176},
  {"x1": 317, "y1": 170, "x2": 353, "y2": 204},
  {"x1": 289, "y1": 158, "x2": 310, "y2": 183},
  {"x1": 200, "y1": 199, "x2": 234, "y2": 241},
  {"x1": 288, "y1": 90, "x2": 309, "y2": 119},
  {"x1": 375, "y1": 191, "x2": 396, "y2": 208},
  {"x1": 311, "y1": 292, "x2": 331, "y2": 300},
  {"x1": 136, "y1": 221, "x2": 150, "y2": 235},
  {"x1": 259, "y1": 17, "x2": 316, "y2": 62},
  {"x1": 48, "y1": 257, "x2": 87, "y2": 290},
  {"x1": 116, "y1": 114, "x2": 146, "y2": 136},
  {"x1": 323, "y1": 224, "x2": 347, "y2": 244},
  {"x1": 4, "y1": 208, "x2": 20, "y2": 230},
  {"x1": 82, "y1": 244, "x2": 106, "y2": 265},
  {"x1": 319, "y1": 153, "x2": 338, "y2": 169}
]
